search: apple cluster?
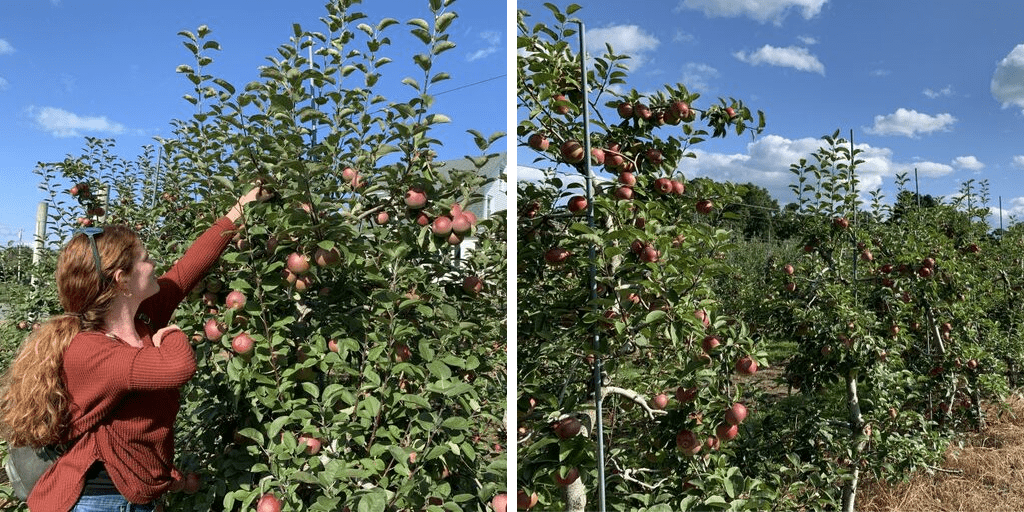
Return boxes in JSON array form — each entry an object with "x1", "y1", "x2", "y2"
[{"x1": 404, "y1": 187, "x2": 480, "y2": 246}]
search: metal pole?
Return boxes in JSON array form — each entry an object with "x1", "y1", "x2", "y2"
[
  {"x1": 915, "y1": 168, "x2": 920, "y2": 208},
  {"x1": 574, "y1": 19, "x2": 607, "y2": 512},
  {"x1": 32, "y1": 202, "x2": 47, "y2": 266}
]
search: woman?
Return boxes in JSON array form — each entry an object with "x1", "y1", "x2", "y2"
[{"x1": 0, "y1": 188, "x2": 259, "y2": 511}]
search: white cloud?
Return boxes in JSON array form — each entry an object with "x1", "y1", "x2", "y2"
[
  {"x1": 952, "y1": 156, "x2": 984, "y2": 171},
  {"x1": 1013, "y1": 155, "x2": 1024, "y2": 169},
  {"x1": 733, "y1": 45, "x2": 825, "y2": 75},
  {"x1": 992, "y1": 44, "x2": 1024, "y2": 111},
  {"x1": 0, "y1": 39, "x2": 14, "y2": 55},
  {"x1": 673, "y1": 30, "x2": 696, "y2": 44},
  {"x1": 923, "y1": 85, "x2": 953, "y2": 99},
  {"x1": 798, "y1": 35, "x2": 818, "y2": 45},
  {"x1": 586, "y1": 25, "x2": 660, "y2": 68},
  {"x1": 864, "y1": 108, "x2": 956, "y2": 138},
  {"x1": 467, "y1": 31, "x2": 501, "y2": 62},
  {"x1": 676, "y1": 0, "x2": 828, "y2": 25},
  {"x1": 29, "y1": 106, "x2": 126, "y2": 138},
  {"x1": 676, "y1": 134, "x2": 953, "y2": 205},
  {"x1": 870, "y1": 68, "x2": 891, "y2": 77},
  {"x1": 681, "y1": 62, "x2": 719, "y2": 91},
  {"x1": 0, "y1": 77, "x2": 8, "y2": 90}
]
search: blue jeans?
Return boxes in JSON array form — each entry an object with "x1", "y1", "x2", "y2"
[{"x1": 70, "y1": 494, "x2": 156, "y2": 512}]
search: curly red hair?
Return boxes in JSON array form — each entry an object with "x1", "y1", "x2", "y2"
[{"x1": 0, "y1": 226, "x2": 141, "y2": 447}]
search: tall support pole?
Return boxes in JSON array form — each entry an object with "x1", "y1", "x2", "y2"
[
  {"x1": 573, "y1": 19, "x2": 607, "y2": 512},
  {"x1": 31, "y1": 202, "x2": 48, "y2": 287}
]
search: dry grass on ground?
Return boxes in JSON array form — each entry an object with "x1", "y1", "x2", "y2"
[{"x1": 859, "y1": 394, "x2": 1024, "y2": 512}]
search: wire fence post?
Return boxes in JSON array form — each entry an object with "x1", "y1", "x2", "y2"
[{"x1": 572, "y1": 18, "x2": 608, "y2": 512}]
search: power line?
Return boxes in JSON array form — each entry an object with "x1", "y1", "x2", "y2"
[{"x1": 434, "y1": 74, "x2": 505, "y2": 96}]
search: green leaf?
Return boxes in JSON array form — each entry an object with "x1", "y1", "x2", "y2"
[
  {"x1": 441, "y1": 416, "x2": 470, "y2": 430},
  {"x1": 356, "y1": 491, "x2": 386, "y2": 512}
]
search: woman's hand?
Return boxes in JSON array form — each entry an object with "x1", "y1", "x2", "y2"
[
  {"x1": 153, "y1": 325, "x2": 183, "y2": 348},
  {"x1": 226, "y1": 187, "x2": 263, "y2": 223}
]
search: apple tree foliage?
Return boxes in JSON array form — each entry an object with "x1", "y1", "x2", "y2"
[
  {"x1": 517, "y1": 4, "x2": 775, "y2": 511},
  {"x1": 746, "y1": 132, "x2": 1018, "y2": 511},
  {"x1": 1, "y1": 1, "x2": 506, "y2": 511}
]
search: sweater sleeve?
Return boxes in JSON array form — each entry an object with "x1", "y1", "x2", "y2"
[
  {"x1": 129, "y1": 329, "x2": 197, "y2": 391},
  {"x1": 140, "y1": 216, "x2": 237, "y2": 329}
]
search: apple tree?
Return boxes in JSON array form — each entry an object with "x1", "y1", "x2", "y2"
[
  {"x1": 752, "y1": 132, "x2": 1014, "y2": 511},
  {"x1": 517, "y1": 4, "x2": 773, "y2": 511},
  {"x1": 2, "y1": 1, "x2": 506, "y2": 511}
]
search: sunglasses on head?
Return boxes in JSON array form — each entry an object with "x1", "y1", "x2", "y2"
[{"x1": 73, "y1": 227, "x2": 107, "y2": 284}]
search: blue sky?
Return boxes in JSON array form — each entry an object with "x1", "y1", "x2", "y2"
[
  {"x1": 0, "y1": 1, "x2": 505, "y2": 246},
  {"x1": 517, "y1": 0, "x2": 1024, "y2": 227}
]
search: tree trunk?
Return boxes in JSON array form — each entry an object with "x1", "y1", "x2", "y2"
[{"x1": 841, "y1": 368, "x2": 864, "y2": 512}]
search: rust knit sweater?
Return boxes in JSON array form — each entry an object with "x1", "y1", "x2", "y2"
[{"x1": 28, "y1": 217, "x2": 236, "y2": 512}]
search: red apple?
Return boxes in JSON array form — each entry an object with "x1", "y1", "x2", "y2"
[
  {"x1": 614, "y1": 186, "x2": 633, "y2": 200},
  {"x1": 256, "y1": 493, "x2": 282, "y2": 512},
  {"x1": 544, "y1": 247, "x2": 570, "y2": 266},
  {"x1": 696, "y1": 199, "x2": 714, "y2": 215},
  {"x1": 451, "y1": 213, "x2": 473, "y2": 235},
  {"x1": 616, "y1": 102, "x2": 633, "y2": 119},
  {"x1": 553, "y1": 417, "x2": 581, "y2": 439},
  {"x1": 670, "y1": 100, "x2": 691, "y2": 120},
  {"x1": 517, "y1": 491, "x2": 538, "y2": 510},
  {"x1": 671, "y1": 180, "x2": 685, "y2": 195},
  {"x1": 645, "y1": 148, "x2": 663, "y2": 165},
  {"x1": 298, "y1": 434, "x2": 322, "y2": 455},
  {"x1": 287, "y1": 252, "x2": 311, "y2": 275},
  {"x1": 527, "y1": 133, "x2": 549, "y2": 151},
  {"x1": 675, "y1": 429, "x2": 701, "y2": 455},
  {"x1": 653, "y1": 177, "x2": 673, "y2": 195},
  {"x1": 725, "y1": 402, "x2": 748, "y2": 426},
  {"x1": 393, "y1": 342, "x2": 412, "y2": 362},
  {"x1": 694, "y1": 309, "x2": 710, "y2": 328},
  {"x1": 231, "y1": 333, "x2": 254, "y2": 355},
  {"x1": 590, "y1": 148, "x2": 605, "y2": 165},
  {"x1": 552, "y1": 93, "x2": 570, "y2": 115},
  {"x1": 414, "y1": 211, "x2": 431, "y2": 226},
  {"x1": 560, "y1": 140, "x2": 585, "y2": 164},
  {"x1": 783, "y1": 264, "x2": 795, "y2": 275},
  {"x1": 634, "y1": 102, "x2": 652, "y2": 120},
  {"x1": 675, "y1": 386, "x2": 697, "y2": 403},
  {"x1": 492, "y1": 493, "x2": 508, "y2": 512},
  {"x1": 225, "y1": 290, "x2": 246, "y2": 310},
  {"x1": 328, "y1": 339, "x2": 339, "y2": 353},
  {"x1": 182, "y1": 472, "x2": 200, "y2": 494},
  {"x1": 404, "y1": 187, "x2": 428, "y2": 209},
  {"x1": 833, "y1": 217, "x2": 849, "y2": 229},
  {"x1": 735, "y1": 356, "x2": 758, "y2": 375},
  {"x1": 567, "y1": 195, "x2": 588, "y2": 213},
  {"x1": 640, "y1": 246, "x2": 659, "y2": 263},
  {"x1": 651, "y1": 393, "x2": 669, "y2": 410},
  {"x1": 462, "y1": 275, "x2": 483, "y2": 295},
  {"x1": 431, "y1": 216, "x2": 453, "y2": 236},
  {"x1": 716, "y1": 422, "x2": 739, "y2": 441},
  {"x1": 701, "y1": 335, "x2": 721, "y2": 353},
  {"x1": 618, "y1": 171, "x2": 637, "y2": 186},
  {"x1": 204, "y1": 318, "x2": 225, "y2": 341},
  {"x1": 375, "y1": 211, "x2": 390, "y2": 225},
  {"x1": 553, "y1": 467, "x2": 580, "y2": 487}
]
